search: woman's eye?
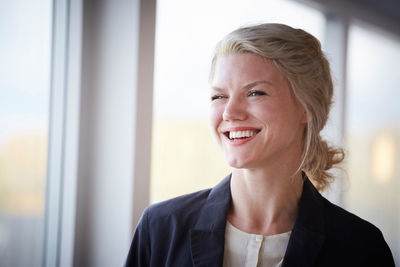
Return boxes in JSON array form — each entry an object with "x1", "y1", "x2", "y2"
[
  {"x1": 211, "y1": 95, "x2": 226, "y2": 101},
  {"x1": 248, "y1": 90, "x2": 266, "y2": 97}
]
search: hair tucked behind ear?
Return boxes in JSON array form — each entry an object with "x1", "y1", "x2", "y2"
[{"x1": 210, "y1": 23, "x2": 345, "y2": 191}]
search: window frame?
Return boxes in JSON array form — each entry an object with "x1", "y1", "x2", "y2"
[{"x1": 43, "y1": 0, "x2": 82, "y2": 266}]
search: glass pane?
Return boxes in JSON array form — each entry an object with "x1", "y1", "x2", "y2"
[
  {"x1": 151, "y1": 0, "x2": 325, "y2": 203},
  {"x1": 0, "y1": 1, "x2": 52, "y2": 266},
  {"x1": 345, "y1": 24, "x2": 400, "y2": 264}
]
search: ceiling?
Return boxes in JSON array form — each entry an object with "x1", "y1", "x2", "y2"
[{"x1": 294, "y1": 0, "x2": 400, "y2": 39}]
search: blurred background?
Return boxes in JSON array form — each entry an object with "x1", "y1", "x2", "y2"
[{"x1": 0, "y1": 0, "x2": 399, "y2": 266}]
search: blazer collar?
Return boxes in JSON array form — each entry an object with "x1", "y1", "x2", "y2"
[
  {"x1": 190, "y1": 174, "x2": 231, "y2": 267},
  {"x1": 282, "y1": 173, "x2": 326, "y2": 266},
  {"x1": 190, "y1": 173, "x2": 327, "y2": 267}
]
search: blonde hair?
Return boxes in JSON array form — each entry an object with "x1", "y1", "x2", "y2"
[{"x1": 210, "y1": 23, "x2": 344, "y2": 191}]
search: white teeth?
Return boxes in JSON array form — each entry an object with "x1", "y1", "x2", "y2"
[{"x1": 229, "y1": 130, "x2": 257, "y2": 139}]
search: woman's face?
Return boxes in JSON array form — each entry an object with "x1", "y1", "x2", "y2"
[{"x1": 210, "y1": 53, "x2": 308, "y2": 169}]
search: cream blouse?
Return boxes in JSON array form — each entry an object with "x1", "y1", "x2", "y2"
[{"x1": 223, "y1": 222, "x2": 291, "y2": 267}]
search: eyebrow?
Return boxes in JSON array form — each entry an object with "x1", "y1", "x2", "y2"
[
  {"x1": 211, "y1": 80, "x2": 273, "y2": 92},
  {"x1": 242, "y1": 80, "x2": 273, "y2": 90}
]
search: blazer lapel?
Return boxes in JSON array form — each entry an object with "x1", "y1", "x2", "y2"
[
  {"x1": 190, "y1": 229, "x2": 226, "y2": 267},
  {"x1": 282, "y1": 175, "x2": 326, "y2": 266},
  {"x1": 190, "y1": 175, "x2": 232, "y2": 267}
]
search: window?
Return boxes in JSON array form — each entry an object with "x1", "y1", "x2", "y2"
[
  {"x1": 0, "y1": 1, "x2": 52, "y2": 266},
  {"x1": 345, "y1": 23, "x2": 400, "y2": 264}
]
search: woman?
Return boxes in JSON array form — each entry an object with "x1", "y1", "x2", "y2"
[{"x1": 125, "y1": 23, "x2": 394, "y2": 267}]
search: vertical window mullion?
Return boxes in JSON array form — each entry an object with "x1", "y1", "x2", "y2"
[
  {"x1": 43, "y1": 0, "x2": 69, "y2": 266},
  {"x1": 321, "y1": 13, "x2": 349, "y2": 205}
]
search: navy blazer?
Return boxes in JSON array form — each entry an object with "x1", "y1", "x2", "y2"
[{"x1": 126, "y1": 174, "x2": 394, "y2": 266}]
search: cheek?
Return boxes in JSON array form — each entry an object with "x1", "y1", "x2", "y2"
[
  {"x1": 250, "y1": 105, "x2": 275, "y2": 122},
  {"x1": 209, "y1": 105, "x2": 223, "y2": 130}
]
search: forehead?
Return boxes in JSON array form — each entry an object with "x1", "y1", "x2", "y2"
[{"x1": 212, "y1": 53, "x2": 287, "y2": 87}]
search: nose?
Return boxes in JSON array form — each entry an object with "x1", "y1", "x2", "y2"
[{"x1": 222, "y1": 97, "x2": 247, "y2": 121}]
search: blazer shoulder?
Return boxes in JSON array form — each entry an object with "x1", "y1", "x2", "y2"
[
  {"x1": 323, "y1": 198, "x2": 380, "y2": 236},
  {"x1": 144, "y1": 188, "x2": 212, "y2": 224},
  {"x1": 322, "y1": 197, "x2": 394, "y2": 264}
]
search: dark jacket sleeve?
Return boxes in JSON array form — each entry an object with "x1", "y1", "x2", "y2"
[
  {"x1": 365, "y1": 228, "x2": 395, "y2": 267},
  {"x1": 125, "y1": 209, "x2": 151, "y2": 267}
]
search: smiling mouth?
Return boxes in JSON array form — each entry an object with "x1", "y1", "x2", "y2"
[{"x1": 224, "y1": 130, "x2": 261, "y2": 141}]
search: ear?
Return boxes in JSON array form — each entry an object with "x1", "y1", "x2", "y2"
[{"x1": 301, "y1": 110, "x2": 312, "y2": 123}]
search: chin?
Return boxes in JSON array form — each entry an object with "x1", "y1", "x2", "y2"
[{"x1": 226, "y1": 157, "x2": 252, "y2": 169}]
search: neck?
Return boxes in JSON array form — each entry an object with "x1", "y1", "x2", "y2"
[{"x1": 228, "y1": 165, "x2": 304, "y2": 236}]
